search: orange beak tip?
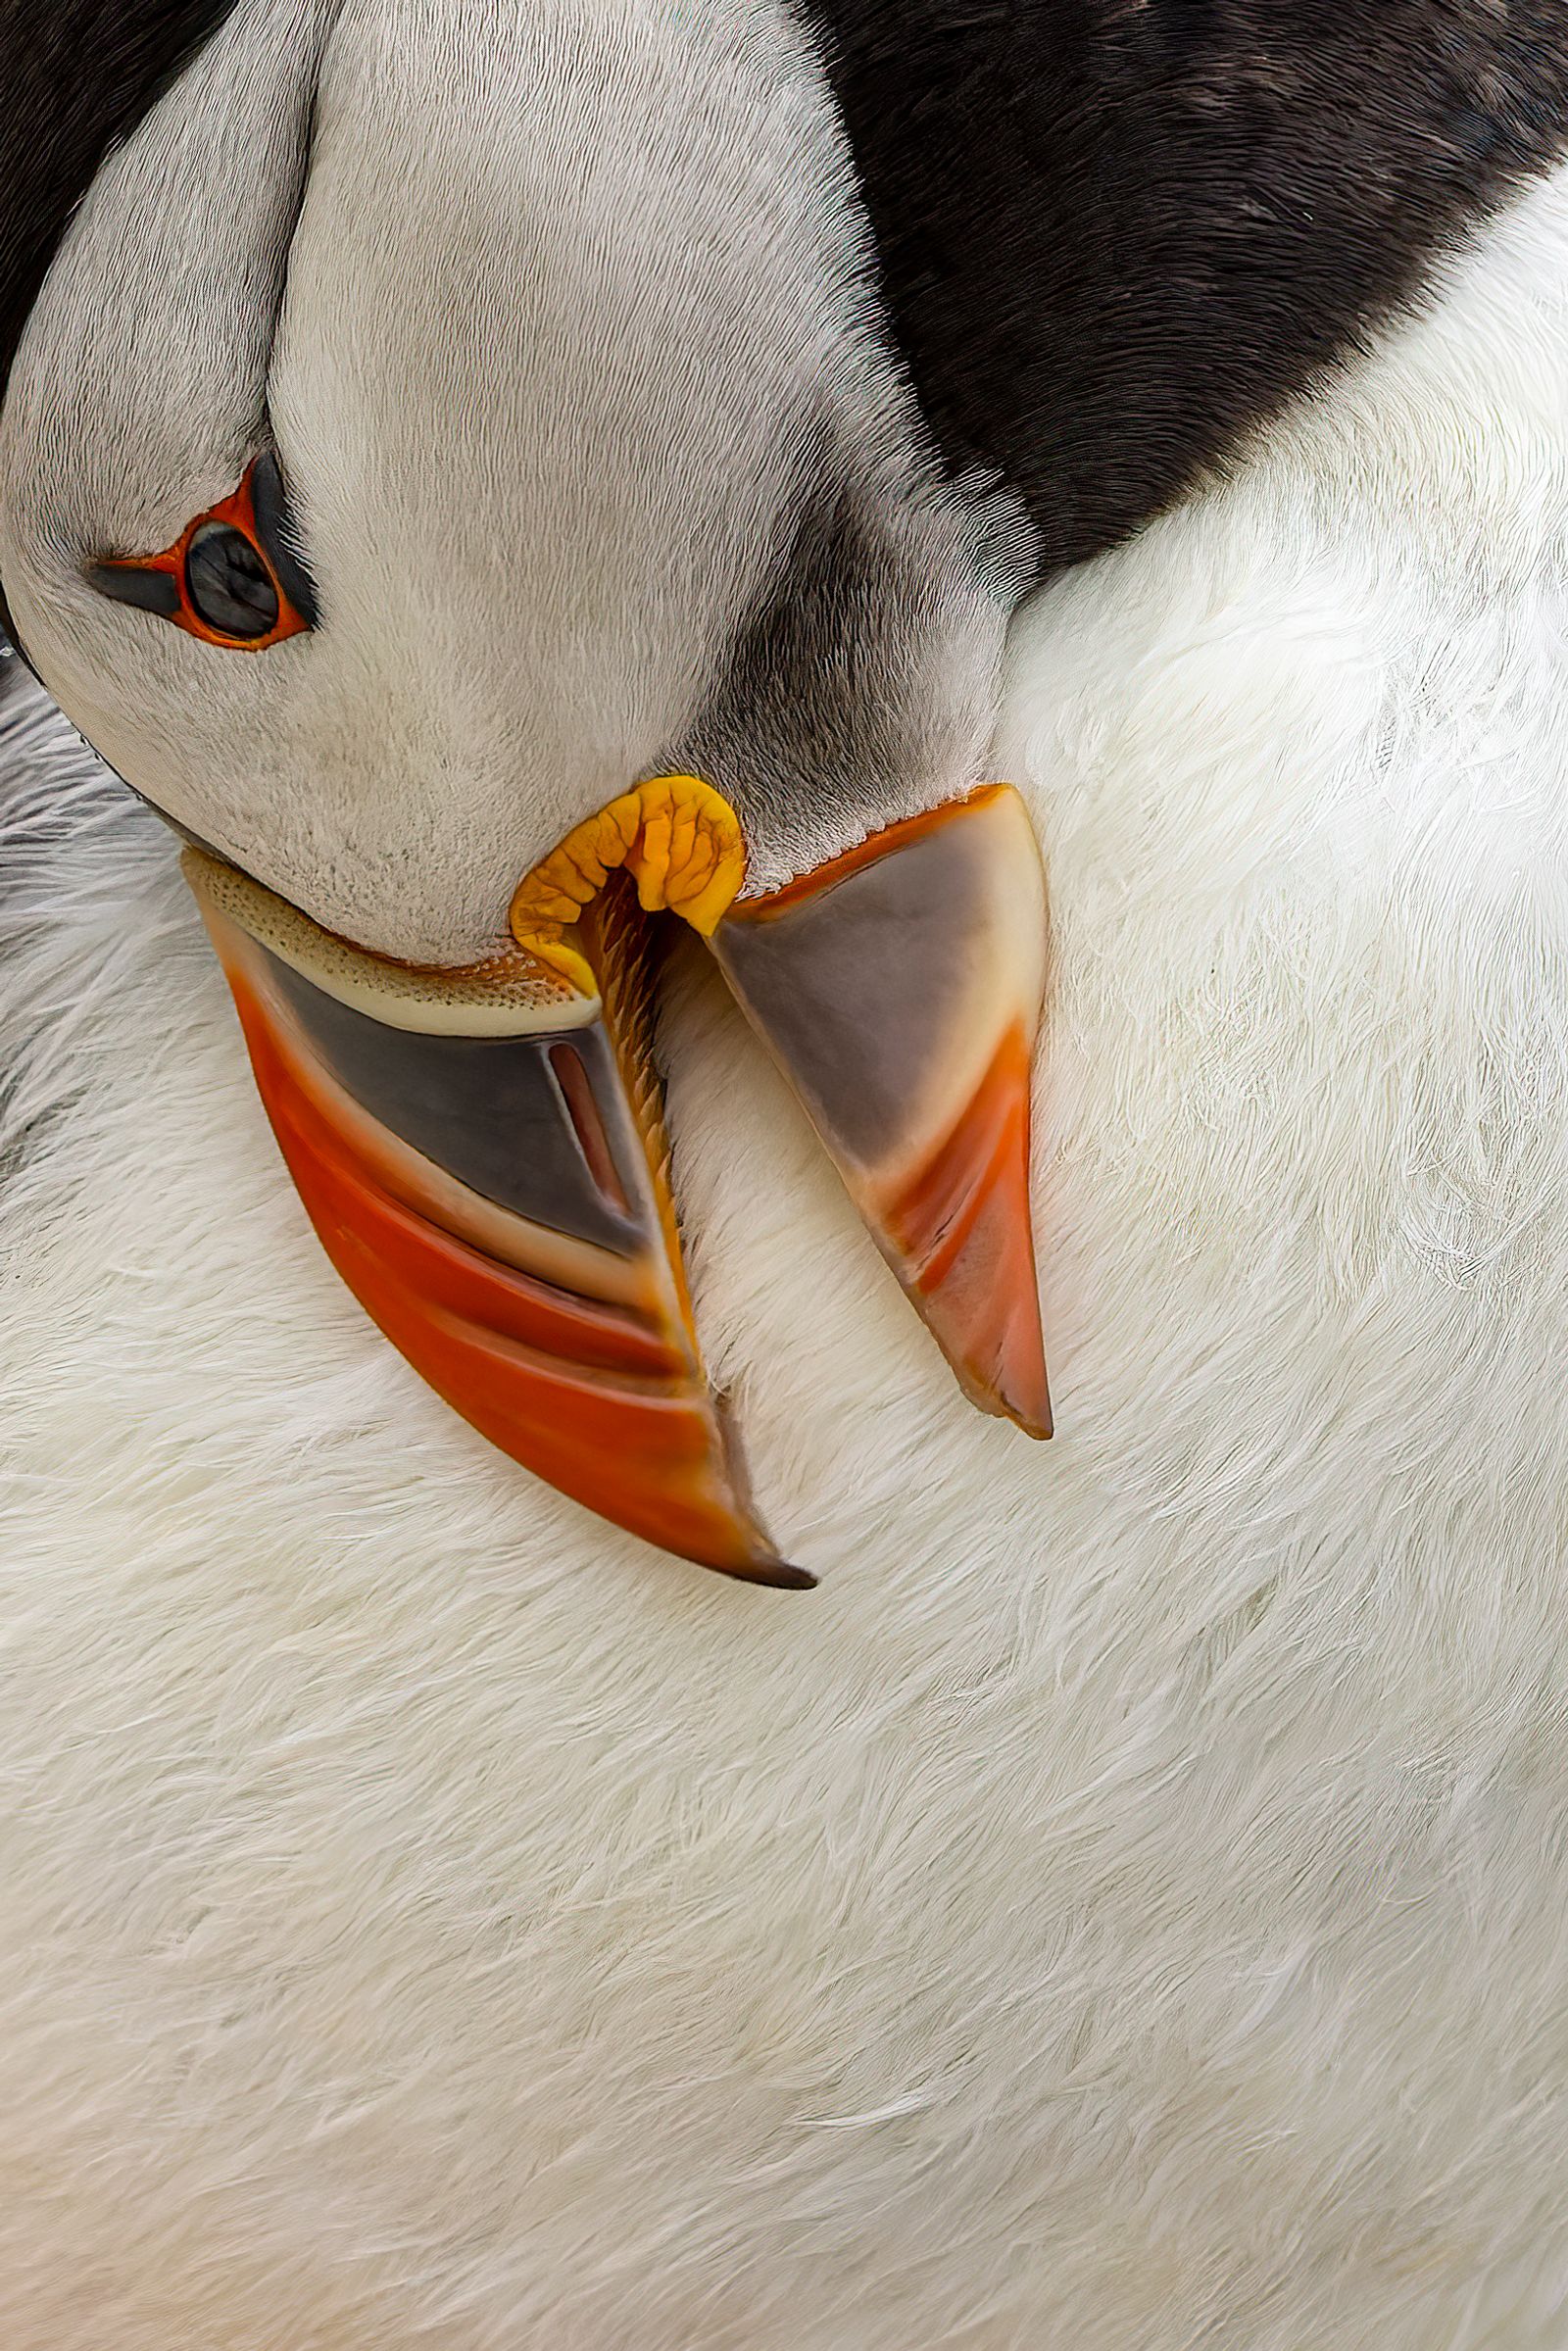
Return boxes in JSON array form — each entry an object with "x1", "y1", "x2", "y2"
[
  {"x1": 965, "y1": 1370, "x2": 1053, "y2": 1442},
  {"x1": 949, "y1": 1364, "x2": 1053, "y2": 1442}
]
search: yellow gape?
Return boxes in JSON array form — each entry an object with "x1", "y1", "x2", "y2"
[{"x1": 509, "y1": 774, "x2": 747, "y2": 994}]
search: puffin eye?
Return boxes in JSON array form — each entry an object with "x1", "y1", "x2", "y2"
[
  {"x1": 184, "y1": 522, "x2": 279, "y2": 640},
  {"x1": 89, "y1": 454, "x2": 317, "y2": 651}
]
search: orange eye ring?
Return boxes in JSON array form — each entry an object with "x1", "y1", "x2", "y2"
[{"x1": 90, "y1": 457, "x2": 316, "y2": 652}]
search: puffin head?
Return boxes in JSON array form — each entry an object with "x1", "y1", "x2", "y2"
[{"x1": 0, "y1": 0, "x2": 1052, "y2": 1582}]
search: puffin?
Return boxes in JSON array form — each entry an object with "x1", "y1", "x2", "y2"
[
  {"x1": 6, "y1": 0, "x2": 1567, "y2": 1587},
  {"x1": 6, "y1": 2, "x2": 1568, "y2": 2343}
]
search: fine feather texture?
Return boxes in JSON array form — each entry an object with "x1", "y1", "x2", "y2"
[
  {"x1": 0, "y1": 0, "x2": 241, "y2": 386},
  {"x1": 4, "y1": 158, "x2": 1568, "y2": 2348},
  {"x1": 810, "y1": 0, "x2": 1568, "y2": 573}
]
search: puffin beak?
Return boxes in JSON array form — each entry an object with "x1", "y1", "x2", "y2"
[
  {"x1": 184, "y1": 774, "x2": 1049, "y2": 1584},
  {"x1": 183, "y1": 838, "x2": 807, "y2": 1589},
  {"x1": 711, "y1": 785, "x2": 1052, "y2": 1439}
]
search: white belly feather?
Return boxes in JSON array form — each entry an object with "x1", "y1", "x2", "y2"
[{"x1": 3, "y1": 171, "x2": 1568, "y2": 2351}]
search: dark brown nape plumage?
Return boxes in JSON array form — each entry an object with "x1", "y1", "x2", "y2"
[{"x1": 809, "y1": 0, "x2": 1568, "y2": 574}]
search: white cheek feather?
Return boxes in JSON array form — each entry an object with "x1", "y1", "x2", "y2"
[{"x1": 4, "y1": 164, "x2": 1568, "y2": 2351}]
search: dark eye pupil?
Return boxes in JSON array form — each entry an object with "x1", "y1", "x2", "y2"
[{"x1": 184, "y1": 522, "x2": 279, "y2": 640}]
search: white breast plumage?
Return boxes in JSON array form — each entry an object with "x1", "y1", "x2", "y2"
[{"x1": 3, "y1": 158, "x2": 1568, "y2": 2346}]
